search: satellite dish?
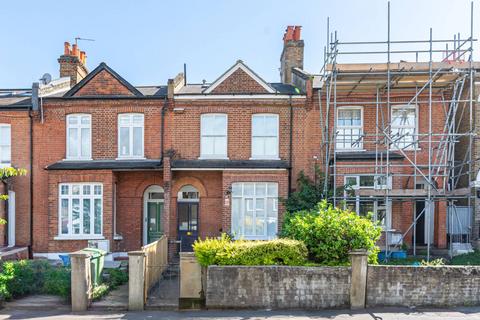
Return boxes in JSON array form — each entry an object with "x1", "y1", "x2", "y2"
[{"x1": 40, "y1": 73, "x2": 52, "y2": 85}]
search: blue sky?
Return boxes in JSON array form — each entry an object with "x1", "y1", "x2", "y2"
[{"x1": 0, "y1": 0, "x2": 478, "y2": 88}]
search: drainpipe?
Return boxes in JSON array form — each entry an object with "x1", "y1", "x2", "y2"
[
  {"x1": 288, "y1": 95, "x2": 293, "y2": 194},
  {"x1": 161, "y1": 97, "x2": 167, "y2": 160},
  {"x1": 28, "y1": 111, "x2": 33, "y2": 258}
]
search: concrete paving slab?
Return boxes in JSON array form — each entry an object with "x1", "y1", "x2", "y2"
[
  {"x1": 90, "y1": 283, "x2": 128, "y2": 311},
  {"x1": 2, "y1": 294, "x2": 70, "y2": 311}
]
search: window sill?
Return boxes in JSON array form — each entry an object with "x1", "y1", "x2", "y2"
[
  {"x1": 335, "y1": 149, "x2": 366, "y2": 152},
  {"x1": 389, "y1": 148, "x2": 421, "y2": 152},
  {"x1": 54, "y1": 235, "x2": 105, "y2": 241},
  {"x1": 62, "y1": 158, "x2": 93, "y2": 161},
  {"x1": 198, "y1": 156, "x2": 229, "y2": 160},
  {"x1": 249, "y1": 157, "x2": 281, "y2": 161},
  {"x1": 115, "y1": 157, "x2": 146, "y2": 160}
]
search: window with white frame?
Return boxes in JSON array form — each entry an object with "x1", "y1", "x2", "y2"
[
  {"x1": 251, "y1": 114, "x2": 279, "y2": 159},
  {"x1": 391, "y1": 105, "x2": 417, "y2": 149},
  {"x1": 344, "y1": 175, "x2": 391, "y2": 228},
  {"x1": 118, "y1": 114, "x2": 144, "y2": 158},
  {"x1": 200, "y1": 114, "x2": 227, "y2": 158},
  {"x1": 231, "y1": 182, "x2": 278, "y2": 240},
  {"x1": 0, "y1": 124, "x2": 11, "y2": 167},
  {"x1": 58, "y1": 183, "x2": 103, "y2": 238},
  {"x1": 336, "y1": 107, "x2": 363, "y2": 150},
  {"x1": 66, "y1": 114, "x2": 91, "y2": 160}
]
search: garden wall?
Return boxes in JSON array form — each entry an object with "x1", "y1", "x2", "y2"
[
  {"x1": 206, "y1": 266, "x2": 351, "y2": 309},
  {"x1": 367, "y1": 265, "x2": 480, "y2": 307}
]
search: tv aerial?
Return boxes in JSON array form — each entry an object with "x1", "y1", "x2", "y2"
[{"x1": 75, "y1": 37, "x2": 95, "y2": 45}]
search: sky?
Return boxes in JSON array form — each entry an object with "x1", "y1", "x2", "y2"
[{"x1": 1, "y1": 0, "x2": 479, "y2": 88}]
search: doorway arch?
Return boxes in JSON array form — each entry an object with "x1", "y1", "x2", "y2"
[{"x1": 143, "y1": 185, "x2": 164, "y2": 245}]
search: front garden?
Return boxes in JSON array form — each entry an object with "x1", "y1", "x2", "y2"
[{"x1": 0, "y1": 259, "x2": 128, "y2": 302}]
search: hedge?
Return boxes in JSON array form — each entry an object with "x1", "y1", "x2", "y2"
[{"x1": 193, "y1": 235, "x2": 308, "y2": 267}]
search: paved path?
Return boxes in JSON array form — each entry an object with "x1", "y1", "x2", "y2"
[{"x1": 2, "y1": 307, "x2": 480, "y2": 320}]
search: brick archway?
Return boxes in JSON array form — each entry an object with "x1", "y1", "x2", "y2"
[{"x1": 171, "y1": 176, "x2": 208, "y2": 198}]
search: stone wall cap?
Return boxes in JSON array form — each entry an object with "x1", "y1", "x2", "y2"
[
  {"x1": 349, "y1": 249, "x2": 369, "y2": 255},
  {"x1": 70, "y1": 251, "x2": 91, "y2": 258},
  {"x1": 128, "y1": 251, "x2": 146, "y2": 256},
  {"x1": 180, "y1": 252, "x2": 196, "y2": 257}
]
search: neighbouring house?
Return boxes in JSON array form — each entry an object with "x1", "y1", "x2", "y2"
[
  {"x1": 0, "y1": 88, "x2": 32, "y2": 259},
  {"x1": 1, "y1": 25, "x2": 479, "y2": 260}
]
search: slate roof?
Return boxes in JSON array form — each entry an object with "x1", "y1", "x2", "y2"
[
  {"x1": 172, "y1": 159, "x2": 290, "y2": 169},
  {"x1": 46, "y1": 160, "x2": 162, "y2": 170},
  {"x1": 0, "y1": 90, "x2": 32, "y2": 109},
  {"x1": 176, "y1": 83, "x2": 303, "y2": 95}
]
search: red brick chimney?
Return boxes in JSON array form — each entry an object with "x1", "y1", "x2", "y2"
[
  {"x1": 280, "y1": 26, "x2": 304, "y2": 84},
  {"x1": 58, "y1": 42, "x2": 88, "y2": 86}
]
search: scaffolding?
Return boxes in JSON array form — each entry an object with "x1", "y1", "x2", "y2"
[{"x1": 318, "y1": 2, "x2": 477, "y2": 260}]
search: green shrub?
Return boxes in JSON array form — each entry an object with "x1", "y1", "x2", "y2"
[
  {"x1": 282, "y1": 200, "x2": 382, "y2": 265},
  {"x1": 193, "y1": 235, "x2": 308, "y2": 267},
  {"x1": 105, "y1": 268, "x2": 128, "y2": 288},
  {"x1": 450, "y1": 250, "x2": 480, "y2": 265},
  {"x1": 0, "y1": 260, "x2": 70, "y2": 301}
]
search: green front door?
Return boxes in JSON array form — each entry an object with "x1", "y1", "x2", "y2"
[{"x1": 147, "y1": 202, "x2": 163, "y2": 244}]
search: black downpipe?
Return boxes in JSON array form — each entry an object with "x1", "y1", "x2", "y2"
[
  {"x1": 28, "y1": 111, "x2": 33, "y2": 258},
  {"x1": 160, "y1": 98, "x2": 167, "y2": 160},
  {"x1": 288, "y1": 95, "x2": 293, "y2": 195}
]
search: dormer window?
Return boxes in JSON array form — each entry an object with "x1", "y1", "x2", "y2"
[
  {"x1": 118, "y1": 114, "x2": 144, "y2": 159},
  {"x1": 66, "y1": 114, "x2": 91, "y2": 160}
]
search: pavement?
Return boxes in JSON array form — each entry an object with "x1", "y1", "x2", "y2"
[{"x1": 2, "y1": 307, "x2": 480, "y2": 320}]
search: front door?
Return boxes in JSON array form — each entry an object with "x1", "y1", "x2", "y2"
[
  {"x1": 415, "y1": 201, "x2": 425, "y2": 244},
  {"x1": 147, "y1": 202, "x2": 163, "y2": 244},
  {"x1": 177, "y1": 202, "x2": 199, "y2": 252}
]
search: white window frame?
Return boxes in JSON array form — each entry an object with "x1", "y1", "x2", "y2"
[
  {"x1": 66, "y1": 114, "x2": 92, "y2": 160},
  {"x1": 231, "y1": 182, "x2": 278, "y2": 240},
  {"x1": 56, "y1": 183, "x2": 104, "y2": 240},
  {"x1": 336, "y1": 106, "x2": 363, "y2": 151},
  {"x1": 199, "y1": 113, "x2": 228, "y2": 159},
  {"x1": 343, "y1": 175, "x2": 392, "y2": 229},
  {"x1": 390, "y1": 105, "x2": 418, "y2": 150},
  {"x1": 0, "y1": 124, "x2": 11, "y2": 168},
  {"x1": 251, "y1": 114, "x2": 280, "y2": 160},
  {"x1": 117, "y1": 113, "x2": 145, "y2": 159}
]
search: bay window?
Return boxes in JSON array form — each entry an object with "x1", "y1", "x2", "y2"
[
  {"x1": 67, "y1": 114, "x2": 91, "y2": 160},
  {"x1": 251, "y1": 114, "x2": 279, "y2": 159},
  {"x1": 336, "y1": 107, "x2": 363, "y2": 150},
  {"x1": 0, "y1": 124, "x2": 11, "y2": 167},
  {"x1": 231, "y1": 182, "x2": 278, "y2": 240},
  {"x1": 118, "y1": 113, "x2": 144, "y2": 158},
  {"x1": 200, "y1": 114, "x2": 227, "y2": 158},
  {"x1": 58, "y1": 183, "x2": 103, "y2": 238},
  {"x1": 391, "y1": 105, "x2": 417, "y2": 149}
]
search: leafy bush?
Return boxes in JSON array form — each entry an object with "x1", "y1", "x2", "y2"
[
  {"x1": 450, "y1": 250, "x2": 480, "y2": 265},
  {"x1": 283, "y1": 167, "x2": 349, "y2": 214},
  {"x1": 0, "y1": 260, "x2": 70, "y2": 300},
  {"x1": 282, "y1": 200, "x2": 382, "y2": 265},
  {"x1": 193, "y1": 234, "x2": 308, "y2": 267}
]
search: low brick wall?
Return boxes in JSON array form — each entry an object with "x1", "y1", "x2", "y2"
[
  {"x1": 206, "y1": 266, "x2": 351, "y2": 309},
  {"x1": 367, "y1": 265, "x2": 480, "y2": 307}
]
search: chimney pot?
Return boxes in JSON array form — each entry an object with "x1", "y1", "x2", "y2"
[
  {"x1": 64, "y1": 42, "x2": 71, "y2": 55},
  {"x1": 72, "y1": 44, "x2": 78, "y2": 57},
  {"x1": 283, "y1": 26, "x2": 295, "y2": 44},
  {"x1": 293, "y1": 26, "x2": 302, "y2": 41}
]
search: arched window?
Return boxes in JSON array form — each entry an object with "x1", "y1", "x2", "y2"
[{"x1": 177, "y1": 185, "x2": 199, "y2": 201}]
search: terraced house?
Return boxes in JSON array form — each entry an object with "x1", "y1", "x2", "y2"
[{"x1": 0, "y1": 25, "x2": 479, "y2": 260}]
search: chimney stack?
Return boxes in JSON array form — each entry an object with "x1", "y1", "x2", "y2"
[
  {"x1": 58, "y1": 41, "x2": 89, "y2": 87},
  {"x1": 280, "y1": 26, "x2": 304, "y2": 84}
]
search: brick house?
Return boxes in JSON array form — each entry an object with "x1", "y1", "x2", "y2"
[{"x1": 22, "y1": 30, "x2": 308, "y2": 259}]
